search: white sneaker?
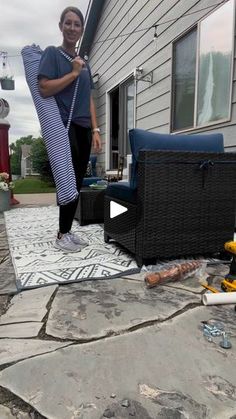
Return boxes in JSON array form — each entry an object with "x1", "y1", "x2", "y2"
[
  {"x1": 54, "y1": 233, "x2": 81, "y2": 253},
  {"x1": 69, "y1": 231, "x2": 88, "y2": 247}
]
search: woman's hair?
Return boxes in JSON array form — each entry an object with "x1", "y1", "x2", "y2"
[{"x1": 60, "y1": 7, "x2": 84, "y2": 27}]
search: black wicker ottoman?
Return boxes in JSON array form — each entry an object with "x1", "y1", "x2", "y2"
[{"x1": 75, "y1": 187, "x2": 106, "y2": 225}]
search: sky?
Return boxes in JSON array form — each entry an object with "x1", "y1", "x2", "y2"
[{"x1": 0, "y1": 0, "x2": 90, "y2": 144}]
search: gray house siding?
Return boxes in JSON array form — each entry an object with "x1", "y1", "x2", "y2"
[{"x1": 81, "y1": 0, "x2": 236, "y2": 169}]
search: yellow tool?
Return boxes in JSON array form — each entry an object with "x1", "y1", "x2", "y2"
[
  {"x1": 221, "y1": 241, "x2": 236, "y2": 292},
  {"x1": 201, "y1": 283, "x2": 219, "y2": 293}
]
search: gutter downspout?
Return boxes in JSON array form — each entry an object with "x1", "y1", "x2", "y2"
[{"x1": 133, "y1": 68, "x2": 137, "y2": 129}]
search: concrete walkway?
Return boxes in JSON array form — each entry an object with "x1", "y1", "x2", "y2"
[
  {"x1": 0, "y1": 195, "x2": 236, "y2": 418},
  {"x1": 14, "y1": 193, "x2": 56, "y2": 206}
]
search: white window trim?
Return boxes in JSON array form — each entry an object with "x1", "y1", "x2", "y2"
[
  {"x1": 170, "y1": 0, "x2": 235, "y2": 134},
  {"x1": 105, "y1": 70, "x2": 137, "y2": 171}
]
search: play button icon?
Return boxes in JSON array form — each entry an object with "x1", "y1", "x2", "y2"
[
  {"x1": 110, "y1": 201, "x2": 128, "y2": 218},
  {"x1": 104, "y1": 195, "x2": 141, "y2": 237}
]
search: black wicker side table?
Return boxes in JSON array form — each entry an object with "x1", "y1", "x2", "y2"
[{"x1": 75, "y1": 187, "x2": 106, "y2": 225}]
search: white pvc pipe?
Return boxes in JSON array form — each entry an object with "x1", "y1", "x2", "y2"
[{"x1": 202, "y1": 292, "x2": 236, "y2": 306}]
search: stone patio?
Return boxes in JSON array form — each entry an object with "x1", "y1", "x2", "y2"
[{"x1": 0, "y1": 194, "x2": 235, "y2": 419}]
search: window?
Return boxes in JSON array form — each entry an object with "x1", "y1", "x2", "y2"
[
  {"x1": 172, "y1": 0, "x2": 235, "y2": 131},
  {"x1": 109, "y1": 77, "x2": 134, "y2": 169},
  {"x1": 172, "y1": 29, "x2": 197, "y2": 130}
]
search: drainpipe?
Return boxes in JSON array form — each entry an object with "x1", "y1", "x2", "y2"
[{"x1": 134, "y1": 68, "x2": 138, "y2": 129}]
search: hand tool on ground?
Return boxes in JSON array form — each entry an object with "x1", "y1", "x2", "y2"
[{"x1": 200, "y1": 283, "x2": 219, "y2": 293}]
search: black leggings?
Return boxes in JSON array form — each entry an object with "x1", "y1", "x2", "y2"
[{"x1": 59, "y1": 123, "x2": 92, "y2": 234}]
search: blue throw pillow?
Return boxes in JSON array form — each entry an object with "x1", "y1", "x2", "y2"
[{"x1": 129, "y1": 129, "x2": 224, "y2": 189}]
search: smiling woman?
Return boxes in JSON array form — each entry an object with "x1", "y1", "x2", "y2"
[
  {"x1": 36, "y1": 7, "x2": 101, "y2": 253},
  {"x1": 0, "y1": 1, "x2": 90, "y2": 142},
  {"x1": 60, "y1": 6, "x2": 84, "y2": 51},
  {"x1": 23, "y1": 6, "x2": 101, "y2": 254}
]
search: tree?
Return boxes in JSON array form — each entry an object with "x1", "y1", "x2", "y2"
[
  {"x1": 10, "y1": 135, "x2": 34, "y2": 175},
  {"x1": 30, "y1": 137, "x2": 54, "y2": 184}
]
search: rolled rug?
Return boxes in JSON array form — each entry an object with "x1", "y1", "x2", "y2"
[{"x1": 21, "y1": 44, "x2": 78, "y2": 205}]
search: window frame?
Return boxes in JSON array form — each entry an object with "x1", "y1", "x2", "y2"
[{"x1": 171, "y1": 0, "x2": 235, "y2": 133}]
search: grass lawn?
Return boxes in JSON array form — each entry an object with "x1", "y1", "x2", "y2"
[{"x1": 13, "y1": 177, "x2": 56, "y2": 194}]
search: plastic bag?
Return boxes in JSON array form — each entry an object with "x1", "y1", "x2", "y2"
[{"x1": 143, "y1": 259, "x2": 207, "y2": 288}]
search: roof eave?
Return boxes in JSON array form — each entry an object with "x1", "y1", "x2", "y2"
[{"x1": 79, "y1": 0, "x2": 105, "y2": 58}]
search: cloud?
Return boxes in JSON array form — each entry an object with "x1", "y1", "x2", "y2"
[{"x1": 0, "y1": 0, "x2": 89, "y2": 143}]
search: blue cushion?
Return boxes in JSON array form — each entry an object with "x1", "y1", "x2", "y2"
[
  {"x1": 105, "y1": 182, "x2": 137, "y2": 204},
  {"x1": 129, "y1": 129, "x2": 224, "y2": 189},
  {"x1": 82, "y1": 176, "x2": 103, "y2": 187}
]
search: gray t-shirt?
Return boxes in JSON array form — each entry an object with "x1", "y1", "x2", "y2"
[{"x1": 38, "y1": 46, "x2": 94, "y2": 128}]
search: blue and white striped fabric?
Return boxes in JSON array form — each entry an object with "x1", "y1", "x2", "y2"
[{"x1": 21, "y1": 44, "x2": 78, "y2": 205}]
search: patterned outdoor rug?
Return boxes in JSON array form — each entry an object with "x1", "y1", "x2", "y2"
[{"x1": 4, "y1": 206, "x2": 139, "y2": 290}]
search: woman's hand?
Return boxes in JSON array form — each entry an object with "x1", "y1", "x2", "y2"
[
  {"x1": 72, "y1": 56, "x2": 85, "y2": 77},
  {"x1": 39, "y1": 56, "x2": 85, "y2": 98},
  {"x1": 92, "y1": 131, "x2": 102, "y2": 153}
]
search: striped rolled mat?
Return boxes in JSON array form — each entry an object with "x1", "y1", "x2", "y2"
[{"x1": 21, "y1": 44, "x2": 78, "y2": 205}]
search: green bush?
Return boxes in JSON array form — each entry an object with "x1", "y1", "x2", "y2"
[{"x1": 31, "y1": 138, "x2": 54, "y2": 184}]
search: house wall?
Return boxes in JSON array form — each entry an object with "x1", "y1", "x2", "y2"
[{"x1": 87, "y1": 0, "x2": 236, "y2": 166}]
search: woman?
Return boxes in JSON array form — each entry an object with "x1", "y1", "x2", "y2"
[{"x1": 38, "y1": 7, "x2": 101, "y2": 252}]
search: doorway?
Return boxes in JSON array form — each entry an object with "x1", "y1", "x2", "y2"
[{"x1": 109, "y1": 77, "x2": 135, "y2": 169}]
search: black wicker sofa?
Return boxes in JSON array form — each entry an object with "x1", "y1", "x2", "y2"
[{"x1": 104, "y1": 129, "x2": 236, "y2": 266}]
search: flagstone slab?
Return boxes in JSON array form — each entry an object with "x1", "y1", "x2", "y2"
[
  {"x1": 0, "y1": 258, "x2": 18, "y2": 295},
  {"x1": 0, "y1": 405, "x2": 16, "y2": 419},
  {"x1": 0, "y1": 339, "x2": 72, "y2": 366},
  {"x1": 0, "y1": 230, "x2": 8, "y2": 251},
  {"x1": 0, "y1": 228, "x2": 7, "y2": 236},
  {"x1": 164, "y1": 275, "x2": 203, "y2": 293},
  {"x1": 0, "y1": 295, "x2": 9, "y2": 316},
  {"x1": 46, "y1": 279, "x2": 199, "y2": 340},
  {"x1": 0, "y1": 249, "x2": 9, "y2": 263},
  {"x1": 1, "y1": 306, "x2": 236, "y2": 419},
  {"x1": 0, "y1": 285, "x2": 57, "y2": 324},
  {"x1": 0, "y1": 256, "x2": 15, "y2": 274},
  {"x1": 121, "y1": 271, "x2": 146, "y2": 282},
  {"x1": 0, "y1": 322, "x2": 43, "y2": 338}
]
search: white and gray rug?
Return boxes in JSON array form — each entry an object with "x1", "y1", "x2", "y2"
[{"x1": 4, "y1": 206, "x2": 139, "y2": 290}]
